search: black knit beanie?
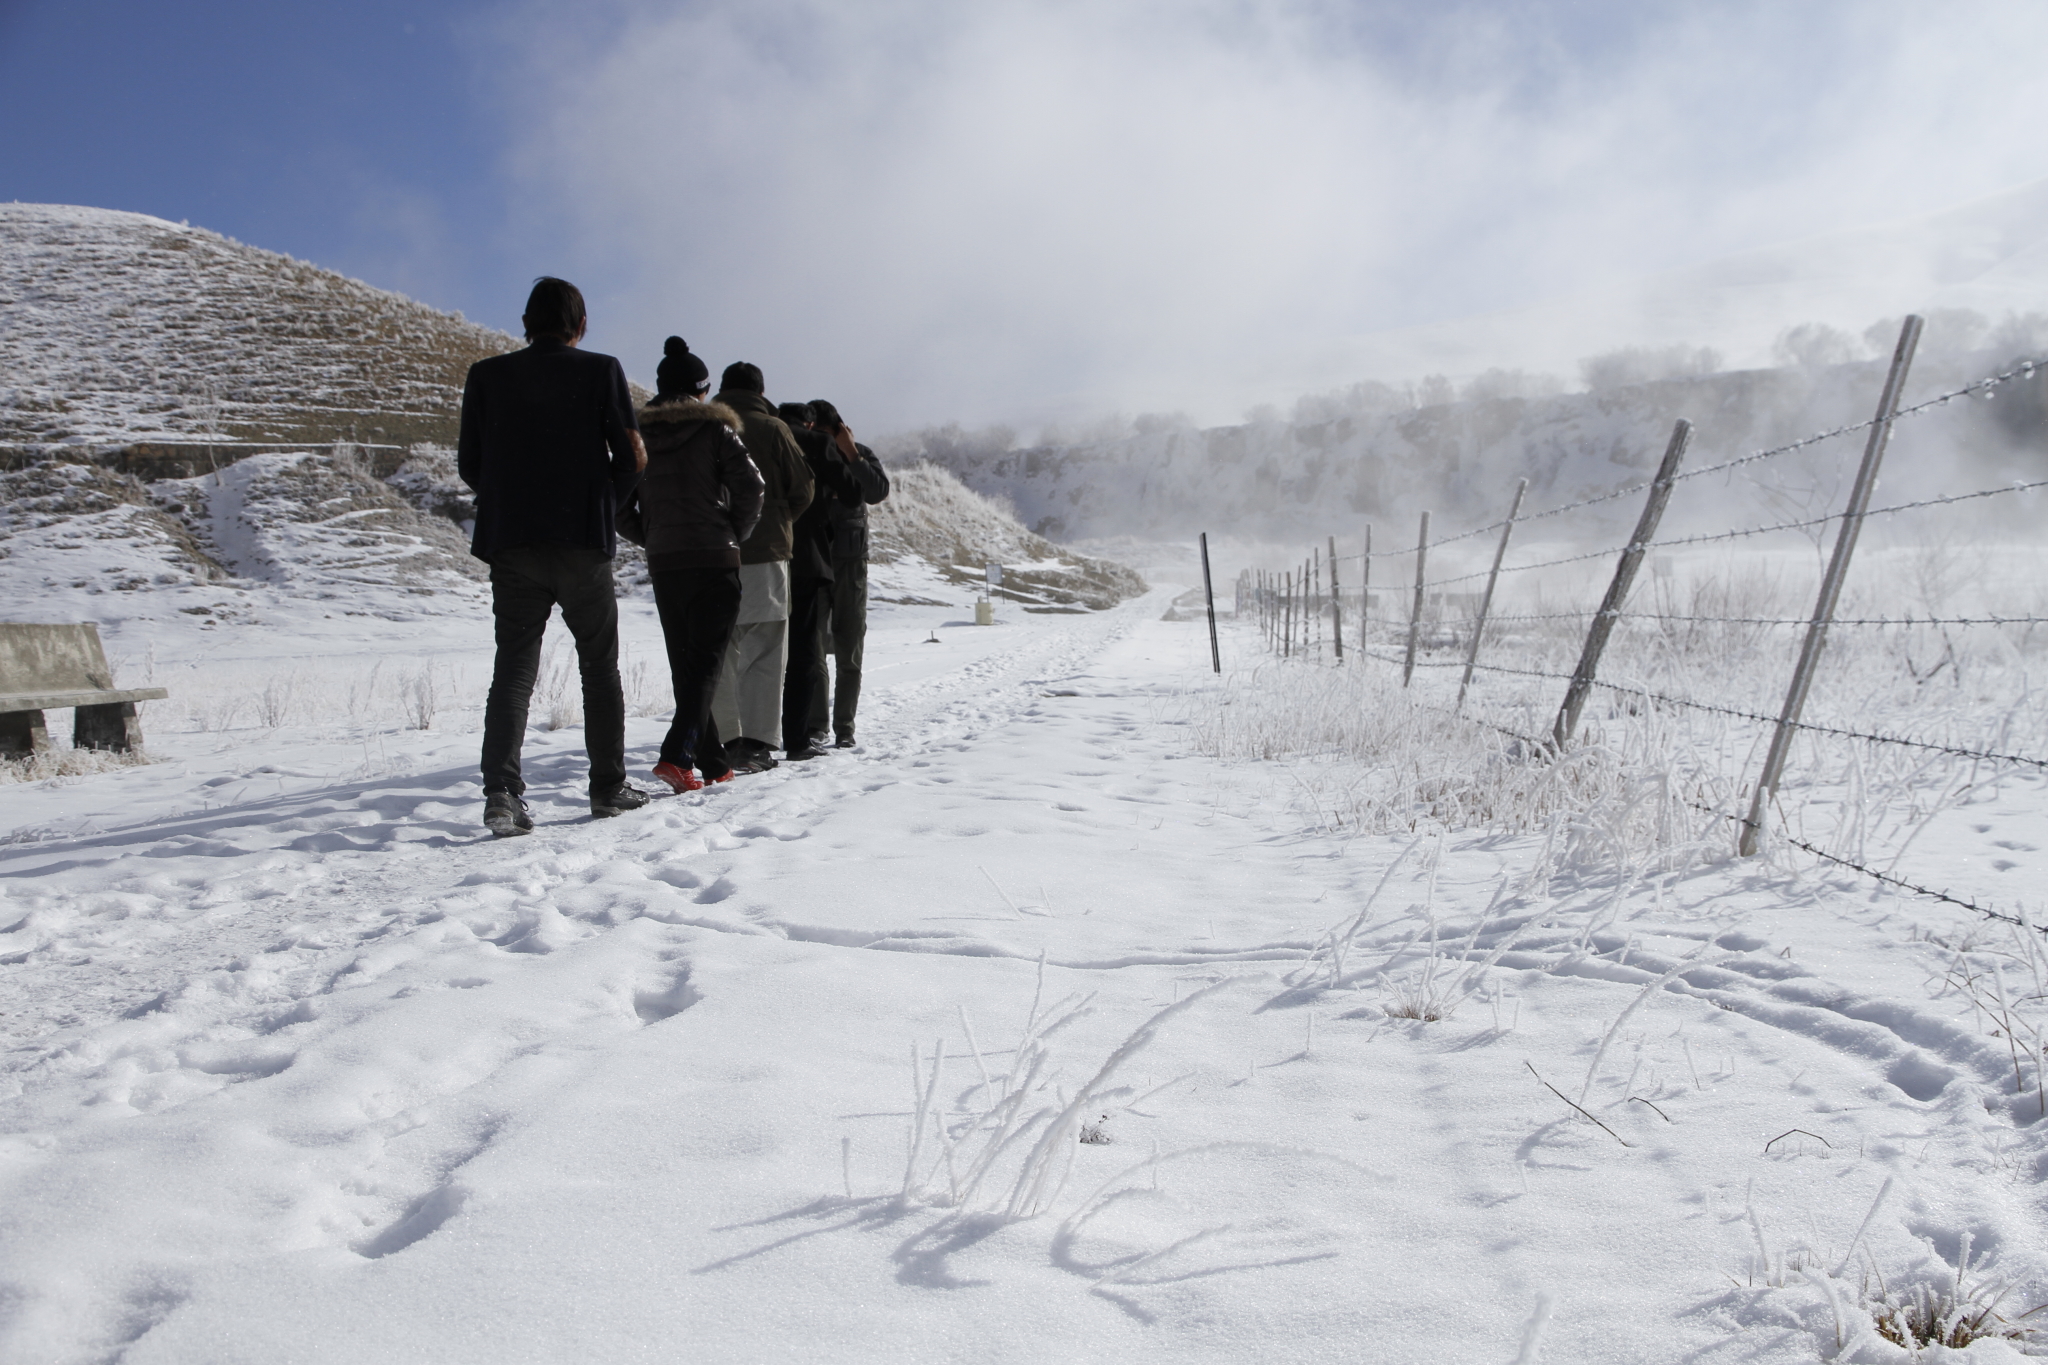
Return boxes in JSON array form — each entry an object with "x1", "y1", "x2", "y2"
[
  {"x1": 720, "y1": 361, "x2": 765, "y2": 394},
  {"x1": 656, "y1": 337, "x2": 709, "y2": 397}
]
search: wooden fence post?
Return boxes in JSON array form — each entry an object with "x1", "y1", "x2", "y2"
[
  {"x1": 1312, "y1": 548, "x2": 1322, "y2": 656},
  {"x1": 1403, "y1": 511, "x2": 1430, "y2": 687},
  {"x1": 1456, "y1": 478, "x2": 1528, "y2": 713},
  {"x1": 1740, "y1": 315, "x2": 1923, "y2": 855},
  {"x1": 1361, "y1": 524, "x2": 1372, "y2": 660},
  {"x1": 1284, "y1": 570, "x2": 1294, "y2": 659},
  {"x1": 1199, "y1": 532, "x2": 1221, "y2": 675},
  {"x1": 1328, "y1": 535, "x2": 1343, "y2": 662},
  {"x1": 1294, "y1": 556, "x2": 1310, "y2": 658},
  {"x1": 1552, "y1": 419, "x2": 1694, "y2": 750},
  {"x1": 1299, "y1": 557, "x2": 1308, "y2": 657},
  {"x1": 1301, "y1": 558, "x2": 1310, "y2": 657}
]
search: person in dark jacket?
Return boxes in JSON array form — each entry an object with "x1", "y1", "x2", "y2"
[
  {"x1": 779, "y1": 403, "x2": 863, "y2": 758},
  {"x1": 458, "y1": 276, "x2": 650, "y2": 835},
  {"x1": 804, "y1": 400, "x2": 890, "y2": 748},
  {"x1": 631, "y1": 338, "x2": 766, "y2": 792},
  {"x1": 708, "y1": 363, "x2": 812, "y2": 773}
]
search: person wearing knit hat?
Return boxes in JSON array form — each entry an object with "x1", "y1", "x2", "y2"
[
  {"x1": 656, "y1": 336, "x2": 710, "y2": 398},
  {"x1": 628, "y1": 337, "x2": 764, "y2": 793}
]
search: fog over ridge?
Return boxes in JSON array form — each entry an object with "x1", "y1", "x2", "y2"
[{"x1": 492, "y1": 0, "x2": 2048, "y2": 432}]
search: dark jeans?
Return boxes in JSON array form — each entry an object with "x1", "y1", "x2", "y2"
[
  {"x1": 481, "y1": 546, "x2": 626, "y2": 796},
  {"x1": 782, "y1": 576, "x2": 833, "y2": 751},
  {"x1": 651, "y1": 566, "x2": 742, "y2": 777},
  {"x1": 807, "y1": 558, "x2": 869, "y2": 742}
]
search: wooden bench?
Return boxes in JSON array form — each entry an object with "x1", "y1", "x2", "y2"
[{"x1": 0, "y1": 623, "x2": 169, "y2": 758}]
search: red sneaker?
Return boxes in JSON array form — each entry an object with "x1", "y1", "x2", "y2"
[
  {"x1": 652, "y1": 760, "x2": 702, "y2": 793},
  {"x1": 703, "y1": 768, "x2": 734, "y2": 784}
]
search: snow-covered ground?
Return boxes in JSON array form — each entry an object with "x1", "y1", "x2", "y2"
[{"x1": 3, "y1": 559, "x2": 2045, "y2": 1362}]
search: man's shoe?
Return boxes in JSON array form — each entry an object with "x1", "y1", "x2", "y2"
[
  {"x1": 653, "y1": 761, "x2": 702, "y2": 794},
  {"x1": 484, "y1": 791, "x2": 533, "y2": 838},
  {"x1": 834, "y1": 735, "x2": 856, "y2": 749},
  {"x1": 727, "y1": 740, "x2": 777, "y2": 774},
  {"x1": 784, "y1": 744, "x2": 828, "y2": 762},
  {"x1": 703, "y1": 768, "x2": 734, "y2": 784},
  {"x1": 591, "y1": 782, "x2": 651, "y2": 818}
]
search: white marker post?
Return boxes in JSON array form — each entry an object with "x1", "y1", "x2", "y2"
[{"x1": 976, "y1": 563, "x2": 1001, "y2": 625}]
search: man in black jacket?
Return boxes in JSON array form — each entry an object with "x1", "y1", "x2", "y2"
[
  {"x1": 458, "y1": 276, "x2": 650, "y2": 835},
  {"x1": 778, "y1": 403, "x2": 862, "y2": 758},
  {"x1": 804, "y1": 400, "x2": 890, "y2": 748}
]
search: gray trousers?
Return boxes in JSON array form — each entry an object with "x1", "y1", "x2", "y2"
[
  {"x1": 711, "y1": 561, "x2": 790, "y2": 748},
  {"x1": 807, "y1": 558, "x2": 869, "y2": 742}
]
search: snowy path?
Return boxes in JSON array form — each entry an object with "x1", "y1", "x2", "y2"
[{"x1": 2, "y1": 594, "x2": 2045, "y2": 1363}]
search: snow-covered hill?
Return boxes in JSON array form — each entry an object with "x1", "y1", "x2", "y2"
[
  {"x1": 0, "y1": 452, "x2": 488, "y2": 642},
  {"x1": 0, "y1": 449, "x2": 1143, "y2": 652},
  {"x1": 0, "y1": 204, "x2": 518, "y2": 454},
  {"x1": 870, "y1": 465, "x2": 1145, "y2": 611},
  {"x1": 0, "y1": 203, "x2": 1142, "y2": 615}
]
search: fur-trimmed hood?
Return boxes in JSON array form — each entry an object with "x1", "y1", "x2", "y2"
[{"x1": 636, "y1": 398, "x2": 742, "y2": 432}]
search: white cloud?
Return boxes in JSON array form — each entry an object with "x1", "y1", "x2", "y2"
[{"x1": 484, "y1": 0, "x2": 2048, "y2": 430}]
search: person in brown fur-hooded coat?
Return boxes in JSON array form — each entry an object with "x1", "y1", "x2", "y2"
[{"x1": 625, "y1": 336, "x2": 765, "y2": 790}]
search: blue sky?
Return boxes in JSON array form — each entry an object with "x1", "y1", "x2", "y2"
[
  {"x1": 5, "y1": 2, "x2": 2047, "y2": 428},
  {"x1": 0, "y1": 1, "x2": 519, "y2": 318}
]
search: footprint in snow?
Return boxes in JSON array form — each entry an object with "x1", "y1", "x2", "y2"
[
  {"x1": 354, "y1": 1183, "x2": 469, "y2": 1260},
  {"x1": 633, "y1": 968, "x2": 699, "y2": 1024}
]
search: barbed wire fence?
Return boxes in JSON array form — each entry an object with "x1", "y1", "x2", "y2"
[{"x1": 1223, "y1": 317, "x2": 2048, "y2": 934}]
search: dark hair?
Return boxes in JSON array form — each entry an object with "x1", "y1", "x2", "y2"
[
  {"x1": 777, "y1": 402, "x2": 815, "y2": 427},
  {"x1": 522, "y1": 277, "x2": 586, "y2": 342},
  {"x1": 656, "y1": 336, "x2": 710, "y2": 398},
  {"x1": 720, "y1": 361, "x2": 765, "y2": 394},
  {"x1": 808, "y1": 399, "x2": 844, "y2": 432}
]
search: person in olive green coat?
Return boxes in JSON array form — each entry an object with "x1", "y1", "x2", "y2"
[{"x1": 708, "y1": 361, "x2": 813, "y2": 771}]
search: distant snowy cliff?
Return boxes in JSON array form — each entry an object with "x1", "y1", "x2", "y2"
[{"x1": 897, "y1": 331, "x2": 2048, "y2": 545}]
